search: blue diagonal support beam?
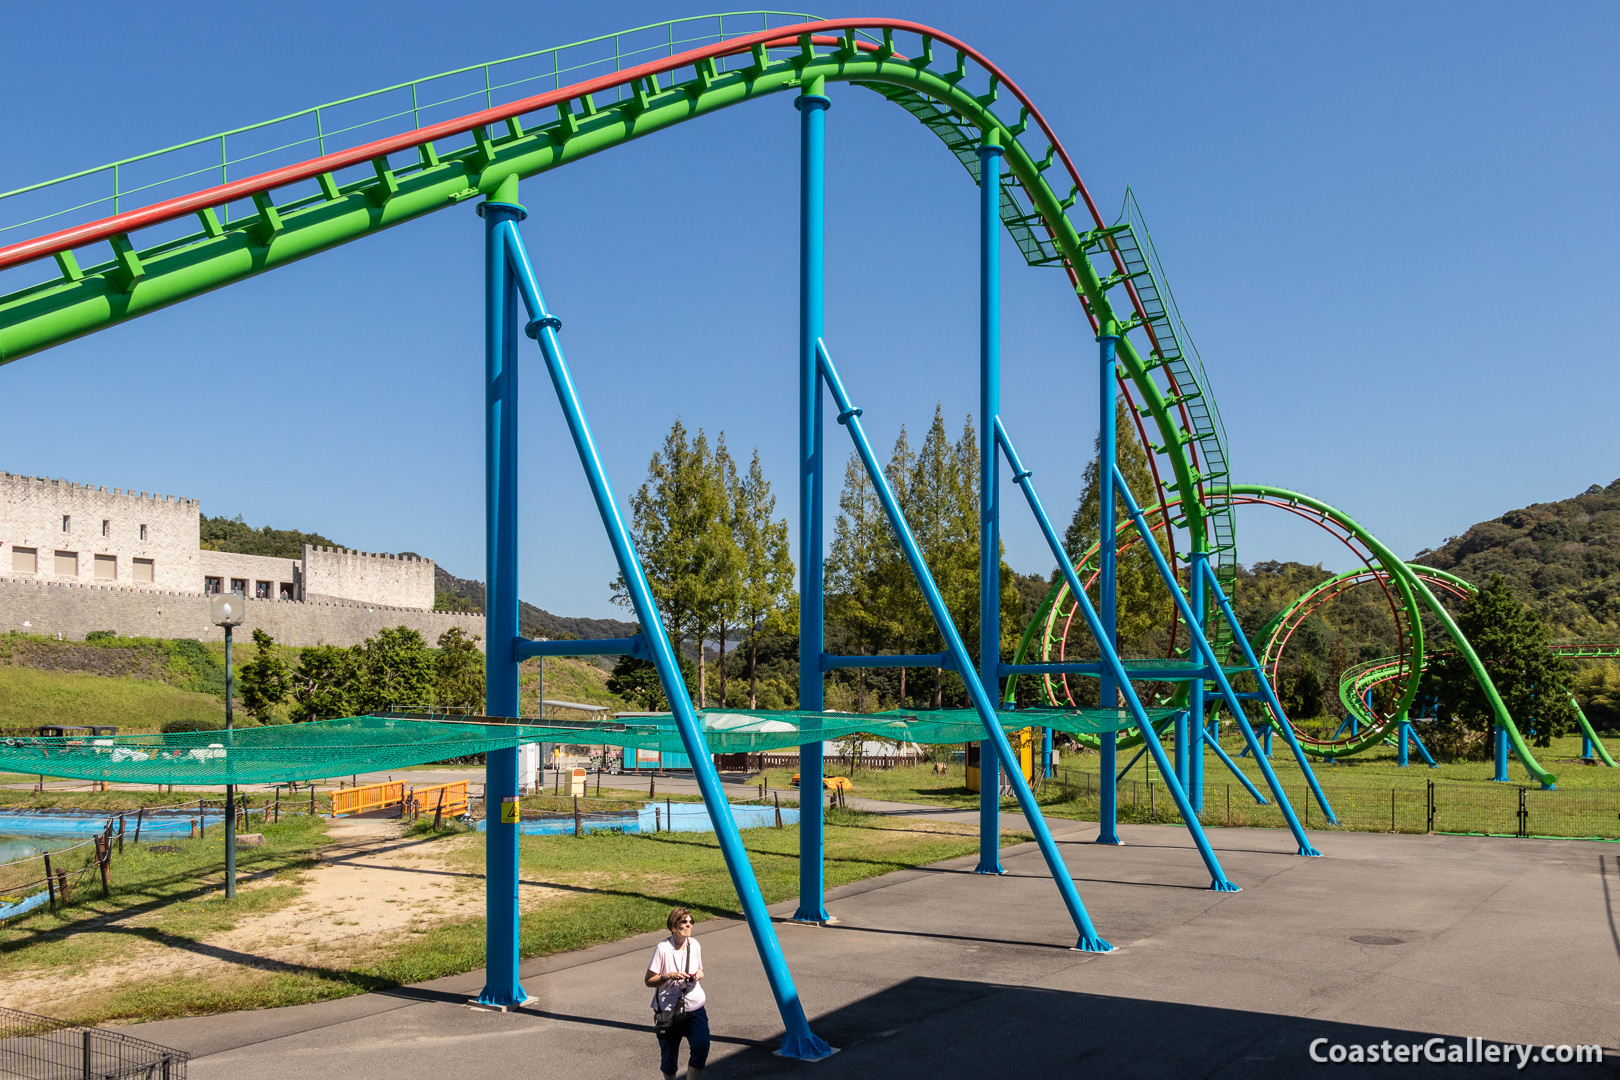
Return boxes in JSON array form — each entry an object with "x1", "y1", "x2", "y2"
[
  {"x1": 992, "y1": 418, "x2": 1239, "y2": 891},
  {"x1": 816, "y1": 337, "x2": 1115, "y2": 949},
  {"x1": 501, "y1": 218, "x2": 833, "y2": 1060}
]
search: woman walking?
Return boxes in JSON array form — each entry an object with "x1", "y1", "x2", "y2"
[{"x1": 646, "y1": 907, "x2": 709, "y2": 1080}]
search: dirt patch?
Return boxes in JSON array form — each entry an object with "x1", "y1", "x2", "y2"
[{"x1": 0, "y1": 817, "x2": 498, "y2": 1012}]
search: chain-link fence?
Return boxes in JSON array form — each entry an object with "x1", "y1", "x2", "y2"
[
  {"x1": 1037, "y1": 768, "x2": 1620, "y2": 839},
  {"x1": 0, "y1": 1004, "x2": 188, "y2": 1079}
]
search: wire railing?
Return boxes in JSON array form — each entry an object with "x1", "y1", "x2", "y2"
[
  {"x1": 0, "y1": 13, "x2": 831, "y2": 241},
  {"x1": 0, "y1": 1004, "x2": 188, "y2": 1079},
  {"x1": 1040, "y1": 767, "x2": 1620, "y2": 840}
]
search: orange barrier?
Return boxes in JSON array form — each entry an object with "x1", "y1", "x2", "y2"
[
  {"x1": 408, "y1": 781, "x2": 469, "y2": 818},
  {"x1": 330, "y1": 781, "x2": 405, "y2": 817}
]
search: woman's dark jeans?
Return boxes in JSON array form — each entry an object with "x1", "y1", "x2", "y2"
[{"x1": 657, "y1": 1005, "x2": 710, "y2": 1074}]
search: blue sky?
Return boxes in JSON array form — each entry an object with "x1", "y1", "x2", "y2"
[{"x1": 2, "y1": 2, "x2": 1617, "y2": 618}]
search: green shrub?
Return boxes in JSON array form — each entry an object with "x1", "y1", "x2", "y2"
[
  {"x1": 162, "y1": 640, "x2": 227, "y2": 699},
  {"x1": 159, "y1": 717, "x2": 225, "y2": 734},
  {"x1": 84, "y1": 630, "x2": 117, "y2": 643}
]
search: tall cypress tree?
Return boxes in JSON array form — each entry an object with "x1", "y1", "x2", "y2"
[
  {"x1": 1064, "y1": 398, "x2": 1175, "y2": 660},
  {"x1": 731, "y1": 447, "x2": 795, "y2": 708}
]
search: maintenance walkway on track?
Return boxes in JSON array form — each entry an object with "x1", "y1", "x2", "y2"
[{"x1": 125, "y1": 825, "x2": 1616, "y2": 1079}]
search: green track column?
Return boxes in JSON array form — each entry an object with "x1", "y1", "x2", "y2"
[
  {"x1": 794, "y1": 77, "x2": 831, "y2": 924},
  {"x1": 477, "y1": 174, "x2": 527, "y2": 1009},
  {"x1": 976, "y1": 131, "x2": 1005, "y2": 874}
]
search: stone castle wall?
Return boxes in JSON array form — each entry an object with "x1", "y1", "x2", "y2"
[
  {"x1": 197, "y1": 551, "x2": 301, "y2": 598},
  {"x1": 302, "y1": 545, "x2": 433, "y2": 610},
  {"x1": 0, "y1": 473, "x2": 199, "y2": 593},
  {"x1": 0, "y1": 577, "x2": 483, "y2": 649}
]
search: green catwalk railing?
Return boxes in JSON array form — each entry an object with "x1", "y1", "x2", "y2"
[{"x1": 0, "y1": 14, "x2": 1225, "y2": 573}]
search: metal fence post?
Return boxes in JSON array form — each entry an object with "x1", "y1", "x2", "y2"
[{"x1": 1426, "y1": 779, "x2": 1436, "y2": 833}]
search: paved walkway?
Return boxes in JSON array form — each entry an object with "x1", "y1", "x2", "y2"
[{"x1": 126, "y1": 824, "x2": 1617, "y2": 1078}]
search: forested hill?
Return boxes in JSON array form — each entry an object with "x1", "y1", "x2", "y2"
[
  {"x1": 1412, "y1": 478, "x2": 1620, "y2": 638},
  {"x1": 431, "y1": 565, "x2": 638, "y2": 641},
  {"x1": 199, "y1": 515, "x2": 338, "y2": 557}
]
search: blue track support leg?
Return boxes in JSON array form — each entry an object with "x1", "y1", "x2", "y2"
[
  {"x1": 1193, "y1": 554, "x2": 1336, "y2": 826},
  {"x1": 1397, "y1": 720, "x2": 1409, "y2": 766},
  {"x1": 1096, "y1": 327, "x2": 1123, "y2": 847},
  {"x1": 1107, "y1": 469, "x2": 1326, "y2": 855},
  {"x1": 817, "y1": 341, "x2": 1116, "y2": 948},
  {"x1": 1174, "y1": 708, "x2": 1189, "y2": 792},
  {"x1": 1582, "y1": 731, "x2": 1594, "y2": 761},
  {"x1": 503, "y1": 226, "x2": 833, "y2": 1059},
  {"x1": 1409, "y1": 724, "x2": 1437, "y2": 767},
  {"x1": 1202, "y1": 726, "x2": 1268, "y2": 804},
  {"x1": 477, "y1": 183, "x2": 527, "y2": 1010},
  {"x1": 1042, "y1": 727, "x2": 1053, "y2": 778},
  {"x1": 992, "y1": 419, "x2": 1237, "y2": 892},
  {"x1": 976, "y1": 134, "x2": 1005, "y2": 876},
  {"x1": 1188, "y1": 551, "x2": 1207, "y2": 813},
  {"x1": 795, "y1": 81, "x2": 831, "y2": 923},
  {"x1": 1493, "y1": 725, "x2": 1510, "y2": 782}
]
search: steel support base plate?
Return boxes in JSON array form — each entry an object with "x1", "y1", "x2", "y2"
[{"x1": 465, "y1": 996, "x2": 537, "y2": 1012}]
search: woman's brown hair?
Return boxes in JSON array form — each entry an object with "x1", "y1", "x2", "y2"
[{"x1": 667, "y1": 907, "x2": 693, "y2": 932}]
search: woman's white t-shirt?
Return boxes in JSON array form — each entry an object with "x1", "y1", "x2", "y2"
[{"x1": 648, "y1": 937, "x2": 705, "y2": 1012}]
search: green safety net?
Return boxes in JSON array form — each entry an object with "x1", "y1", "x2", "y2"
[{"x1": 0, "y1": 706, "x2": 1168, "y2": 785}]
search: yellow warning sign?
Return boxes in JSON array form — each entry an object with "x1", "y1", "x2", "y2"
[{"x1": 501, "y1": 796, "x2": 520, "y2": 824}]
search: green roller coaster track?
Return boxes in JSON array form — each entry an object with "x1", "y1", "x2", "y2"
[{"x1": 0, "y1": 13, "x2": 1607, "y2": 791}]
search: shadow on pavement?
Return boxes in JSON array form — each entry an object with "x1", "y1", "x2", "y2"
[{"x1": 700, "y1": 978, "x2": 1612, "y2": 1079}]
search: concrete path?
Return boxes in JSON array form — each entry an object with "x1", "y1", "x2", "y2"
[{"x1": 126, "y1": 824, "x2": 1618, "y2": 1078}]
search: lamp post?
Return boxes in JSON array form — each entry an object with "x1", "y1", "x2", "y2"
[{"x1": 211, "y1": 591, "x2": 246, "y2": 899}]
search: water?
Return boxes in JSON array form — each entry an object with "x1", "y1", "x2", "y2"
[{"x1": 0, "y1": 835, "x2": 75, "y2": 863}]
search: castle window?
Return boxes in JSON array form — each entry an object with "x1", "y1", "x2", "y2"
[
  {"x1": 101, "y1": 520, "x2": 110, "y2": 537},
  {"x1": 204, "y1": 576, "x2": 222, "y2": 594},
  {"x1": 11, "y1": 547, "x2": 36, "y2": 574},
  {"x1": 94, "y1": 554, "x2": 116, "y2": 580},
  {"x1": 133, "y1": 559, "x2": 154, "y2": 584},
  {"x1": 139, "y1": 524, "x2": 148, "y2": 541},
  {"x1": 62, "y1": 515, "x2": 70, "y2": 533},
  {"x1": 230, "y1": 578, "x2": 247, "y2": 596},
  {"x1": 255, "y1": 580, "x2": 272, "y2": 599},
  {"x1": 279, "y1": 582, "x2": 295, "y2": 600},
  {"x1": 54, "y1": 551, "x2": 78, "y2": 576}
]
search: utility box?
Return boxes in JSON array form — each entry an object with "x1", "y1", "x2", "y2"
[
  {"x1": 517, "y1": 743, "x2": 540, "y2": 793},
  {"x1": 964, "y1": 729, "x2": 1037, "y2": 793},
  {"x1": 570, "y1": 767, "x2": 587, "y2": 797}
]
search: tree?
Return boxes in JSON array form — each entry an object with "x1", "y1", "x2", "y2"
[
  {"x1": 1062, "y1": 397, "x2": 1176, "y2": 696},
  {"x1": 827, "y1": 449, "x2": 903, "y2": 711},
  {"x1": 614, "y1": 420, "x2": 738, "y2": 707},
  {"x1": 237, "y1": 628, "x2": 291, "y2": 724},
  {"x1": 288, "y1": 645, "x2": 359, "y2": 723},
  {"x1": 706, "y1": 435, "x2": 746, "y2": 709},
  {"x1": 731, "y1": 446, "x2": 795, "y2": 708},
  {"x1": 1420, "y1": 575, "x2": 1577, "y2": 756},
  {"x1": 606, "y1": 654, "x2": 697, "y2": 711},
  {"x1": 353, "y1": 626, "x2": 435, "y2": 714},
  {"x1": 435, "y1": 627, "x2": 485, "y2": 711}
]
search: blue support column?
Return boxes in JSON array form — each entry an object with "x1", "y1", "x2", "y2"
[
  {"x1": 1188, "y1": 550, "x2": 1207, "y2": 813},
  {"x1": 1096, "y1": 325, "x2": 1122, "y2": 845},
  {"x1": 476, "y1": 178, "x2": 526, "y2": 1010},
  {"x1": 976, "y1": 133, "x2": 1005, "y2": 875},
  {"x1": 1493, "y1": 725, "x2": 1510, "y2": 781},
  {"x1": 501, "y1": 224, "x2": 834, "y2": 1059},
  {"x1": 795, "y1": 80, "x2": 831, "y2": 923},
  {"x1": 1397, "y1": 719, "x2": 1410, "y2": 766}
]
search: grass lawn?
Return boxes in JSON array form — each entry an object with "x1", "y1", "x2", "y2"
[
  {"x1": 376, "y1": 807, "x2": 1023, "y2": 991},
  {"x1": 0, "y1": 667, "x2": 222, "y2": 733},
  {"x1": 0, "y1": 804, "x2": 1016, "y2": 1026},
  {"x1": 757, "y1": 731, "x2": 1620, "y2": 839}
]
